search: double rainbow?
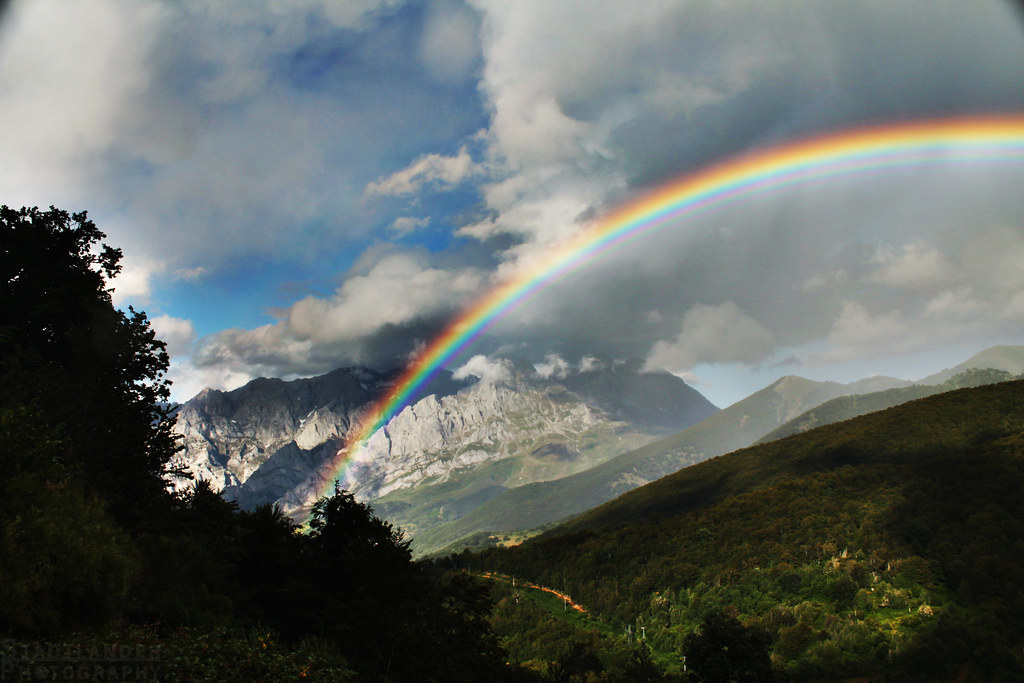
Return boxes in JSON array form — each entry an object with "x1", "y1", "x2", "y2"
[{"x1": 313, "y1": 115, "x2": 1024, "y2": 504}]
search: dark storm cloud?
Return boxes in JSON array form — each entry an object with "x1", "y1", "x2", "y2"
[{"x1": 5, "y1": 0, "x2": 1023, "y2": 402}]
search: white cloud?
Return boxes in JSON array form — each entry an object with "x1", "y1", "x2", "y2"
[
  {"x1": 0, "y1": 0, "x2": 164, "y2": 208},
  {"x1": 284, "y1": 252, "x2": 483, "y2": 343},
  {"x1": 534, "y1": 353, "x2": 570, "y2": 379},
  {"x1": 453, "y1": 354, "x2": 512, "y2": 384},
  {"x1": 960, "y1": 226, "x2": 1024, "y2": 300},
  {"x1": 923, "y1": 288, "x2": 987, "y2": 322},
  {"x1": 150, "y1": 315, "x2": 196, "y2": 358},
  {"x1": 644, "y1": 302, "x2": 775, "y2": 374},
  {"x1": 166, "y1": 358, "x2": 254, "y2": 404},
  {"x1": 802, "y1": 268, "x2": 848, "y2": 291},
  {"x1": 389, "y1": 216, "x2": 430, "y2": 237},
  {"x1": 365, "y1": 147, "x2": 478, "y2": 197},
  {"x1": 823, "y1": 302, "x2": 910, "y2": 358},
  {"x1": 192, "y1": 250, "x2": 486, "y2": 377},
  {"x1": 418, "y1": 0, "x2": 481, "y2": 85},
  {"x1": 173, "y1": 266, "x2": 207, "y2": 281},
  {"x1": 867, "y1": 241, "x2": 954, "y2": 291},
  {"x1": 110, "y1": 258, "x2": 163, "y2": 307}
]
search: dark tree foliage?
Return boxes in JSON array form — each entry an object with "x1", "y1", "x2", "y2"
[
  {"x1": 0, "y1": 205, "x2": 179, "y2": 522},
  {"x1": 0, "y1": 207, "x2": 514, "y2": 678},
  {"x1": 297, "y1": 487, "x2": 509, "y2": 681},
  {"x1": 682, "y1": 611, "x2": 772, "y2": 683},
  {"x1": 0, "y1": 406, "x2": 137, "y2": 636}
]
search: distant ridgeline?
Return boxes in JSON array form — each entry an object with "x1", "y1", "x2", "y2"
[{"x1": 468, "y1": 380, "x2": 1024, "y2": 681}]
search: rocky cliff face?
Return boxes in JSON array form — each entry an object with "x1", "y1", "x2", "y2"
[
  {"x1": 168, "y1": 367, "x2": 404, "y2": 504},
  {"x1": 168, "y1": 359, "x2": 718, "y2": 519}
]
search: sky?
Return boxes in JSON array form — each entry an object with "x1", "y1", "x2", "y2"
[{"x1": 3, "y1": 0, "x2": 1024, "y2": 408}]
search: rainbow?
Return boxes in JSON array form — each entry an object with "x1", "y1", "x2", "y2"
[{"x1": 312, "y1": 115, "x2": 1024, "y2": 504}]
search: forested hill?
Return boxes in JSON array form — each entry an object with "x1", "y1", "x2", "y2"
[{"x1": 471, "y1": 380, "x2": 1024, "y2": 680}]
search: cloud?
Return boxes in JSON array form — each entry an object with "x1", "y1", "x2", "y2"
[
  {"x1": 644, "y1": 302, "x2": 775, "y2": 374},
  {"x1": 453, "y1": 354, "x2": 512, "y2": 384},
  {"x1": 534, "y1": 353, "x2": 570, "y2": 379},
  {"x1": 191, "y1": 250, "x2": 485, "y2": 378},
  {"x1": 110, "y1": 257, "x2": 163, "y2": 307},
  {"x1": 173, "y1": 266, "x2": 207, "y2": 281},
  {"x1": 866, "y1": 241, "x2": 954, "y2": 291},
  {"x1": 12, "y1": 0, "x2": 1024, "y2": 406},
  {"x1": 364, "y1": 146, "x2": 479, "y2": 197},
  {"x1": 0, "y1": 0, "x2": 163, "y2": 208},
  {"x1": 418, "y1": 0, "x2": 481, "y2": 85},
  {"x1": 389, "y1": 216, "x2": 430, "y2": 237},
  {"x1": 166, "y1": 359, "x2": 255, "y2": 405},
  {"x1": 150, "y1": 315, "x2": 196, "y2": 358},
  {"x1": 802, "y1": 269, "x2": 848, "y2": 292},
  {"x1": 821, "y1": 302, "x2": 910, "y2": 360}
]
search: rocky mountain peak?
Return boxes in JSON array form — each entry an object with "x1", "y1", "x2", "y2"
[{"x1": 168, "y1": 356, "x2": 719, "y2": 520}]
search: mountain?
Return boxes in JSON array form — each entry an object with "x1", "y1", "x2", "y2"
[
  {"x1": 758, "y1": 367, "x2": 1019, "y2": 443},
  {"x1": 473, "y1": 380, "x2": 1024, "y2": 680},
  {"x1": 172, "y1": 345, "x2": 1024, "y2": 557},
  {"x1": 411, "y1": 373, "x2": 894, "y2": 556},
  {"x1": 918, "y1": 344, "x2": 1024, "y2": 384},
  {"x1": 169, "y1": 358, "x2": 717, "y2": 534},
  {"x1": 414, "y1": 356, "x2": 1016, "y2": 557},
  {"x1": 169, "y1": 366, "x2": 419, "y2": 506}
]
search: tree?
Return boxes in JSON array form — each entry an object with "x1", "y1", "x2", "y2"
[
  {"x1": 0, "y1": 205, "x2": 179, "y2": 522},
  {"x1": 682, "y1": 611, "x2": 773, "y2": 683},
  {"x1": 300, "y1": 487, "x2": 509, "y2": 680},
  {"x1": 0, "y1": 406, "x2": 138, "y2": 635}
]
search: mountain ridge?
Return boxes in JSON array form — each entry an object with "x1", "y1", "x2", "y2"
[{"x1": 168, "y1": 357, "x2": 717, "y2": 534}]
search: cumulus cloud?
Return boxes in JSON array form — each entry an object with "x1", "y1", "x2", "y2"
[
  {"x1": 0, "y1": 0, "x2": 162, "y2": 208},
  {"x1": 802, "y1": 269, "x2": 848, "y2": 292},
  {"x1": 110, "y1": 257, "x2": 163, "y2": 307},
  {"x1": 173, "y1": 266, "x2": 207, "y2": 281},
  {"x1": 644, "y1": 302, "x2": 775, "y2": 374},
  {"x1": 534, "y1": 353, "x2": 570, "y2": 379},
  {"x1": 389, "y1": 216, "x2": 430, "y2": 237},
  {"x1": 191, "y1": 250, "x2": 485, "y2": 377},
  {"x1": 166, "y1": 359, "x2": 255, "y2": 404},
  {"x1": 418, "y1": 0, "x2": 481, "y2": 85},
  {"x1": 453, "y1": 354, "x2": 512, "y2": 384},
  {"x1": 867, "y1": 241, "x2": 954, "y2": 291},
  {"x1": 150, "y1": 315, "x2": 196, "y2": 358},
  {"x1": 365, "y1": 146, "x2": 479, "y2": 197}
]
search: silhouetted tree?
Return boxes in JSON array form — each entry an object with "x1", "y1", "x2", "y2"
[
  {"x1": 0, "y1": 205, "x2": 178, "y2": 523},
  {"x1": 301, "y1": 487, "x2": 508, "y2": 680}
]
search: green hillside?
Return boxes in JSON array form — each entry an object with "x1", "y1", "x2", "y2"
[
  {"x1": 413, "y1": 375, "x2": 863, "y2": 556},
  {"x1": 919, "y1": 344, "x2": 1024, "y2": 384},
  {"x1": 758, "y1": 368, "x2": 1018, "y2": 444},
  {"x1": 469, "y1": 380, "x2": 1024, "y2": 681}
]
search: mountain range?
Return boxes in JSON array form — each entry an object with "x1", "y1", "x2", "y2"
[
  {"x1": 168, "y1": 358, "x2": 717, "y2": 536},
  {"x1": 168, "y1": 345, "x2": 1024, "y2": 556}
]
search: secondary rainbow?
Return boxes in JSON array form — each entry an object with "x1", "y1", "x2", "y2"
[{"x1": 312, "y1": 115, "x2": 1024, "y2": 503}]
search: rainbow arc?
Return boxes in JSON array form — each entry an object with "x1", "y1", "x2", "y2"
[{"x1": 311, "y1": 115, "x2": 1024, "y2": 505}]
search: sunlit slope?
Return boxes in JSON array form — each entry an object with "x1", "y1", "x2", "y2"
[
  {"x1": 555, "y1": 379, "x2": 1024, "y2": 535},
  {"x1": 758, "y1": 367, "x2": 1018, "y2": 444},
  {"x1": 919, "y1": 344, "x2": 1024, "y2": 385},
  {"x1": 412, "y1": 375, "x2": 871, "y2": 556},
  {"x1": 475, "y1": 380, "x2": 1024, "y2": 679}
]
